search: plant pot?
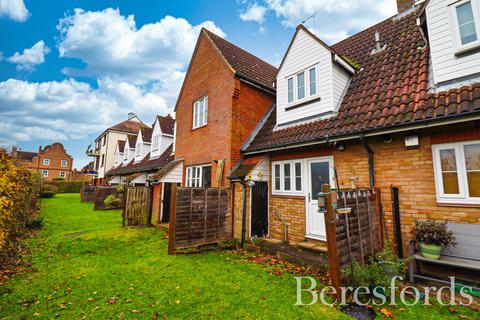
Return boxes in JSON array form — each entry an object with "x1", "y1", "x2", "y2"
[{"x1": 420, "y1": 242, "x2": 442, "y2": 260}]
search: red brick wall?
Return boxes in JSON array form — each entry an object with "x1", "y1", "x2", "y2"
[
  {"x1": 175, "y1": 34, "x2": 274, "y2": 187},
  {"x1": 19, "y1": 143, "x2": 73, "y2": 181}
]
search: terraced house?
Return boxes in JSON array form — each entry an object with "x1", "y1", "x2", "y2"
[{"x1": 231, "y1": 0, "x2": 480, "y2": 256}]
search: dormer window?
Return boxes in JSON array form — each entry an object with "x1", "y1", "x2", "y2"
[
  {"x1": 449, "y1": 0, "x2": 480, "y2": 53},
  {"x1": 286, "y1": 65, "x2": 318, "y2": 106},
  {"x1": 135, "y1": 142, "x2": 141, "y2": 157},
  {"x1": 152, "y1": 135, "x2": 159, "y2": 150}
]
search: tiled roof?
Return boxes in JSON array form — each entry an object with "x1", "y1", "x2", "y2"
[
  {"x1": 16, "y1": 150, "x2": 37, "y2": 161},
  {"x1": 204, "y1": 29, "x2": 277, "y2": 91},
  {"x1": 117, "y1": 140, "x2": 126, "y2": 153},
  {"x1": 151, "y1": 158, "x2": 183, "y2": 181},
  {"x1": 108, "y1": 119, "x2": 148, "y2": 134},
  {"x1": 244, "y1": 10, "x2": 480, "y2": 153},
  {"x1": 106, "y1": 144, "x2": 173, "y2": 176},
  {"x1": 229, "y1": 157, "x2": 262, "y2": 180},
  {"x1": 141, "y1": 127, "x2": 153, "y2": 143},
  {"x1": 157, "y1": 115, "x2": 175, "y2": 135}
]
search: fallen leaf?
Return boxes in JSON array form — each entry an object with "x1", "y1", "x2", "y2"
[
  {"x1": 107, "y1": 297, "x2": 117, "y2": 305},
  {"x1": 175, "y1": 300, "x2": 181, "y2": 304}
]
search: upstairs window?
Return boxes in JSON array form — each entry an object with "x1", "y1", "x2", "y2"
[
  {"x1": 286, "y1": 65, "x2": 318, "y2": 105},
  {"x1": 43, "y1": 159, "x2": 50, "y2": 166},
  {"x1": 432, "y1": 140, "x2": 480, "y2": 204},
  {"x1": 449, "y1": 0, "x2": 480, "y2": 52},
  {"x1": 61, "y1": 160, "x2": 67, "y2": 167},
  {"x1": 193, "y1": 96, "x2": 208, "y2": 129},
  {"x1": 152, "y1": 135, "x2": 159, "y2": 150}
]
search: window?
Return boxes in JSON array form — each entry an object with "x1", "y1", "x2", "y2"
[
  {"x1": 101, "y1": 155, "x2": 105, "y2": 167},
  {"x1": 43, "y1": 158, "x2": 50, "y2": 166},
  {"x1": 449, "y1": 0, "x2": 480, "y2": 52},
  {"x1": 287, "y1": 78, "x2": 294, "y2": 103},
  {"x1": 152, "y1": 135, "x2": 159, "y2": 150},
  {"x1": 60, "y1": 171, "x2": 66, "y2": 178},
  {"x1": 193, "y1": 96, "x2": 208, "y2": 129},
  {"x1": 309, "y1": 67, "x2": 317, "y2": 96},
  {"x1": 432, "y1": 141, "x2": 480, "y2": 204},
  {"x1": 186, "y1": 164, "x2": 212, "y2": 187},
  {"x1": 42, "y1": 170, "x2": 48, "y2": 177},
  {"x1": 297, "y1": 72, "x2": 305, "y2": 100},
  {"x1": 61, "y1": 160, "x2": 67, "y2": 167},
  {"x1": 102, "y1": 135, "x2": 106, "y2": 146},
  {"x1": 272, "y1": 160, "x2": 303, "y2": 194},
  {"x1": 286, "y1": 65, "x2": 318, "y2": 105}
]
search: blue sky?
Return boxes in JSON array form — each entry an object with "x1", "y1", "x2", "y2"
[{"x1": 0, "y1": 0, "x2": 397, "y2": 169}]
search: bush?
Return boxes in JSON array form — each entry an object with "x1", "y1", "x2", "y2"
[
  {"x1": 411, "y1": 220, "x2": 456, "y2": 247},
  {"x1": 104, "y1": 194, "x2": 122, "y2": 207},
  {"x1": 41, "y1": 191, "x2": 55, "y2": 198},
  {"x1": 42, "y1": 184, "x2": 58, "y2": 193},
  {"x1": 47, "y1": 180, "x2": 83, "y2": 193},
  {"x1": 0, "y1": 149, "x2": 40, "y2": 258}
]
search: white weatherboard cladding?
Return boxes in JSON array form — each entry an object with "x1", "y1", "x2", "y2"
[
  {"x1": 427, "y1": 0, "x2": 480, "y2": 84},
  {"x1": 276, "y1": 28, "x2": 350, "y2": 125},
  {"x1": 159, "y1": 162, "x2": 183, "y2": 183},
  {"x1": 150, "y1": 119, "x2": 174, "y2": 159}
]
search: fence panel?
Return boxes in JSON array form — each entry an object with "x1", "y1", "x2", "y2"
[
  {"x1": 169, "y1": 187, "x2": 231, "y2": 253},
  {"x1": 93, "y1": 186, "x2": 123, "y2": 210},
  {"x1": 123, "y1": 186, "x2": 151, "y2": 226},
  {"x1": 80, "y1": 184, "x2": 95, "y2": 202}
]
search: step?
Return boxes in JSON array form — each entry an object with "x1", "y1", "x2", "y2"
[{"x1": 296, "y1": 241, "x2": 328, "y2": 253}]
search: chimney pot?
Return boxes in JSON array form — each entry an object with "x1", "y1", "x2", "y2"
[{"x1": 128, "y1": 112, "x2": 136, "y2": 120}]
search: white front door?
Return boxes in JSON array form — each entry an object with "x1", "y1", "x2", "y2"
[{"x1": 306, "y1": 158, "x2": 333, "y2": 240}]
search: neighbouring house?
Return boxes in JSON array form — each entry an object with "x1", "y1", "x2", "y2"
[
  {"x1": 70, "y1": 161, "x2": 96, "y2": 182},
  {"x1": 86, "y1": 112, "x2": 148, "y2": 185},
  {"x1": 170, "y1": 27, "x2": 277, "y2": 194},
  {"x1": 230, "y1": 0, "x2": 480, "y2": 257},
  {"x1": 106, "y1": 115, "x2": 175, "y2": 225},
  {"x1": 12, "y1": 143, "x2": 74, "y2": 181}
]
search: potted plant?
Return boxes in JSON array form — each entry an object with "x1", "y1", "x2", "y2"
[{"x1": 411, "y1": 220, "x2": 456, "y2": 260}]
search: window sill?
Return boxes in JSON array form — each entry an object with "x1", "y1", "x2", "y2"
[
  {"x1": 436, "y1": 201, "x2": 480, "y2": 208},
  {"x1": 271, "y1": 193, "x2": 305, "y2": 200},
  {"x1": 454, "y1": 42, "x2": 480, "y2": 56},
  {"x1": 285, "y1": 96, "x2": 321, "y2": 111},
  {"x1": 192, "y1": 124, "x2": 207, "y2": 131}
]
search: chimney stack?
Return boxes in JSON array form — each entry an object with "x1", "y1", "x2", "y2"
[
  {"x1": 396, "y1": 0, "x2": 416, "y2": 13},
  {"x1": 128, "y1": 112, "x2": 136, "y2": 120}
]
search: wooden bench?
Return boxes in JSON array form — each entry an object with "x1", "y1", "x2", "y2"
[{"x1": 409, "y1": 222, "x2": 480, "y2": 290}]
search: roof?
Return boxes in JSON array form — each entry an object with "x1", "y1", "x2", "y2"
[
  {"x1": 16, "y1": 150, "x2": 37, "y2": 161},
  {"x1": 244, "y1": 8, "x2": 480, "y2": 153},
  {"x1": 157, "y1": 115, "x2": 175, "y2": 135},
  {"x1": 105, "y1": 144, "x2": 174, "y2": 176},
  {"x1": 229, "y1": 157, "x2": 262, "y2": 180},
  {"x1": 105, "y1": 118, "x2": 148, "y2": 136},
  {"x1": 117, "y1": 140, "x2": 125, "y2": 153},
  {"x1": 203, "y1": 29, "x2": 277, "y2": 91},
  {"x1": 151, "y1": 158, "x2": 183, "y2": 181},
  {"x1": 140, "y1": 127, "x2": 153, "y2": 143}
]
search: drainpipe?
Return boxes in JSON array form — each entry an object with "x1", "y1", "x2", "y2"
[
  {"x1": 360, "y1": 134, "x2": 375, "y2": 188},
  {"x1": 240, "y1": 179, "x2": 247, "y2": 248}
]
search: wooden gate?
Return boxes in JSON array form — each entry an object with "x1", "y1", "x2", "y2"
[
  {"x1": 251, "y1": 181, "x2": 268, "y2": 238},
  {"x1": 123, "y1": 186, "x2": 152, "y2": 226},
  {"x1": 168, "y1": 187, "x2": 232, "y2": 254}
]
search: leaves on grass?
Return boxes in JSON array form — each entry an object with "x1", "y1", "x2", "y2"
[
  {"x1": 107, "y1": 297, "x2": 117, "y2": 304},
  {"x1": 378, "y1": 307, "x2": 394, "y2": 319}
]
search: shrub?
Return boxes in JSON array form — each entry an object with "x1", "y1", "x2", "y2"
[
  {"x1": 47, "y1": 180, "x2": 83, "y2": 193},
  {"x1": 411, "y1": 220, "x2": 456, "y2": 247},
  {"x1": 104, "y1": 194, "x2": 122, "y2": 207},
  {"x1": 40, "y1": 191, "x2": 55, "y2": 198},
  {"x1": 42, "y1": 184, "x2": 58, "y2": 193}
]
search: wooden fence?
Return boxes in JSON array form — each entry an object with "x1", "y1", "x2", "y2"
[
  {"x1": 80, "y1": 184, "x2": 95, "y2": 202},
  {"x1": 168, "y1": 187, "x2": 232, "y2": 254},
  {"x1": 123, "y1": 186, "x2": 152, "y2": 226},
  {"x1": 323, "y1": 185, "x2": 384, "y2": 295},
  {"x1": 93, "y1": 186, "x2": 124, "y2": 210}
]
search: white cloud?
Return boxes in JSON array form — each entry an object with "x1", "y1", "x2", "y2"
[
  {"x1": 239, "y1": 0, "x2": 397, "y2": 43},
  {"x1": 8, "y1": 40, "x2": 50, "y2": 70},
  {"x1": 0, "y1": 0, "x2": 29, "y2": 22},
  {"x1": 0, "y1": 78, "x2": 171, "y2": 145},
  {"x1": 57, "y1": 8, "x2": 225, "y2": 84},
  {"x1": 240, "y1": 3, "x2": 267, "y2": 24}
]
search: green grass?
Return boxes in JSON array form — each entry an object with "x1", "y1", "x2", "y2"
[{"x1": 0, "y1": 194, "x2": 478, "y2": 319}]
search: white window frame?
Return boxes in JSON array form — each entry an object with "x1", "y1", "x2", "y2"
[
  {"x1": 193, "y1": 96, "x2": 208, "y2": 129},
  {"x1": 42, "y1": 170, "x2": 48, "y2": 177},
  {"x1": 186, "y1": 164, "x2": 212, "y2": 187},
  {"x1": 61, "y1": 160, "x2": 67, "y2": 167},
  {"x1": 135, "y1": 142, "x2": 142, "y2": 157},
  {"x1": 272, "y1": 160, "x2": 304, "y2": 195},
  {"x1": 60, "y1": 171, "x2": 66, "y2": 178},
  {"x1": 43, "y1": 158, "x2": 50, "y2": 166},
  {"x1": 448, "y1": 0, "x2": 480, "y2": 54},
  {"x1": 285, "y1": 65, "x2": 319, "y2": 107},
  {"x1": 152, "y1": 135, "x2": 159, "y2": 150},
  {"x1": 432, "y1": 140, "x2": 480, "y2": 204}
]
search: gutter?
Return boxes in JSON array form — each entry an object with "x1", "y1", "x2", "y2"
[{"x1": 243, "y1": 112, "x2": 480, "y2": 155}]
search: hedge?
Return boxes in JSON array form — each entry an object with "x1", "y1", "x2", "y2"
[{"x1": 44, "y1": 180, "x2": 84, "y2": 193}]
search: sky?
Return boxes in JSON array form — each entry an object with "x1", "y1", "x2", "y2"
[{"x1": 0, "y1": 0, "x2": 398, "y2": 169}]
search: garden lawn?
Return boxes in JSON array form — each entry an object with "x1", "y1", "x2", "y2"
[{"x1": 0, "y1": 194, "x2": 478, "y2": 319}]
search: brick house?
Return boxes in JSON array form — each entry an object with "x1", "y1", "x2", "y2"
[
  {"x1": 231, "y1": 0, "x2": 480, "y2": 257},
  {"x1": 13, "y1": 143, "x2": 74, "y2": 181},
  {"x1": 171, "y1": 28, "x2": 277, "y2": 192}
]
